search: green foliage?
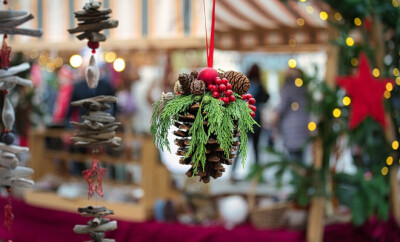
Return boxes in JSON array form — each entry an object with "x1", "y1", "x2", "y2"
[
  {"x1": 150, "y1": 91, "x2": 258, "y2": 171},
  {"x1": 335, "y1": 171, "x2": 389, "y2": 226}
]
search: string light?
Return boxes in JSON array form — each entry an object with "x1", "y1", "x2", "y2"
[
  {"x1": 343, "y1": 96, "x2": 351, "y2": 106},
  {"x1": 334, "y1": 12, "x2": 342, "y2": 21},
  {"x1": 289, "y1": 39, "x2": 297, "y2": 47},
  {"x1": 381, "y1": 167, "x2": 388, "y2": 176},
  {"x1": 70, "y1": 54, "x2": 83, "y2": 68},
  {"x1": 113, "y1": 58, "x2": 126, "y2": 72},
  {"x1": 351, "y1": 58, "x2": 358, "y2": 66},
  {"x1": 393, "y1": 68, "x2": 399, "y2": 76},
  {"x1": 319, "y1": 11, "x2": 328, "y2": 20},
  {"x1": 104, "y1": 52, "x2": 117, "y2": 63},
  {"x1": 393, "y1": 0, "x2": 399, "y2": 7},
  {"x1": 306, "y1": 6, "x2": 314, "y2": 14},
  {"x1": 54, "y1": 57, "x2": 63, "y2": 68},
  {"x1": 308, "y1": 122, "x2": 317, "y2": 131},
  {"x1": 333, "y1": 108, "x2": 341, "y2": 118},
  {"x1": 386, "y1": 82, "x2": 393, "y2": 92},
  {"x1": 386, "y1": 156, "x2": 393, "y2": 166},
  {"x1": 295, "y1": 78, "x2": 303, "y2": 87},
  {"x1": 29, "y1": 49, "x2": 39, "y2": 59},
  {"x1": 291, "y1": 102, "x2": 299, "y2": 111},
  {"x1": 346, "y1": 37, "x2": 354, "y2": 46},
  {"x1": 384, "y1": 90, "x2": 391, "y2": 99},
  {"x1": 300, "y1": 0, "x2": 307, "y2": 2},
  {"x1": 288, "y1": 59, "x2": 297, "y2": 68},
  {"x1": 392, "y1": 140, "x2": 399, "y2": 150},
  {"x1": 372, "y1": 68, "x2": 380, "y2": 77},
  {"x1": 354, "y1": 17, "x2": 362, "y2": 26},
  {"x1": 296, "y1": 18, "x2": 305, "y2": 27},
  {"x1": 396, "y1": 77, "x2": 400, "y2": 85}
]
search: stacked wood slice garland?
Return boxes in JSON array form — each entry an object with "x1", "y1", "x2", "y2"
[
  {"x1": 67, "y1": 1, "x2": 118, "y2": 42},
  {"x1": 0, "y1": 10, "x2": 43, "y2": 37},
  {"x1": 70, "y1": 96, "x2": 121, "y2": 148},
  {"x1": 73, "y1": 206, "x2": 117, "y2": 242}
]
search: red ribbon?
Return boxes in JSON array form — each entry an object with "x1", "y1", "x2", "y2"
[{"x1": 203, "y1": 0, "x2": 216, "y2": 68}]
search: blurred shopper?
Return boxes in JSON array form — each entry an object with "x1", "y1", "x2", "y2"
[
  {"x1": 231, "y1": 64, "x2": 269, "y2": 180},
  {"x1": 53, "y1": 65, "x2": 75, "y2": 124},
  {"x1": 274, "y1": 68, "x2": 309, "y2": 162}
]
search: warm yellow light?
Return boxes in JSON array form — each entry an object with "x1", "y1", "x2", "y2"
[
  {"x1": 351, "y1": 58, "x2": 358, "y2": 66},
  {"x1": 334, "y1": 12, "x2": 342, "y2": 21},
  {"x1": 372, "y1": 68, "x2": 380, "y2": 77},
  {"x1": 320, "y1": 11, "x2": 328, "y2": 20},
  {"x1": 333, "y1": 108, "x2": 341, "y2": 118},
  {"x1": 105, "y1": 52, "x2": 117, "y2": 63},
  {"x1": 346, "y1": 37, "x2": 354, "y2": 46},
  {"x1": 381, "y1": 167, "x2": 389, "y2": 176},
  {"x1": 393, "y1": 68, "x2": 399, "y2": 76},
  {"x1": 46, "y1": 62, "x2": 55, "y2": 72},
  {"x1": 69, "y1": 54, "x2": 83, "y2": 68},
  {"x1": 296, "y1": 18, "x2": 305, "y2": 27},
  {"x1": 291, "y1": 102, "x2": 299, "y2": 111},
  {"x1": 386, "y1": 82, "x2": 393, "y2": 92},
  {"x1": 300, "y1": 0, "x2": 307, "y2": 2},
  {"x1": 396, "y1": 77, "x2": 400, "y2": 85},
  {"x1": 392, "y1": 141, "x2": 399, "y2": 150},
  {"x1": 289, "y1": 39, "x2": 297, "y2": 47},
  {"x1": 29, "y1": 49, "x2": 39, "y2": 59},
  {"x1": 384, "y1": 90, "x2": 391, "y2": 99},
  {"x1": 54, "y1": 57, "x2": 63, "y2": 68},
  {"x1": 393, "y1": 0, "x2": 399, "y2": 7},
  {"x1": 113, "y1": 58, "x2": 126, "y2": 72},
  {"x1": 294, "y1": 78, "x2": 303, "y2": 87},
  {"x1": 343, "y1": 96, "x2": 351, "y2": 106},
  {"x1": 386, "y1": 156, "x2": 394, "y2": 166},
  {"x1": 306, "y1": 6, "x2": 314, "y2": 14},
  {"x1": 354, "y1": 17, "x2": 362, "y2": 26},
  {"x1": 308, "y1": 122, "x2": 317, "y2": 131},
  {"x1": 288, "y1": 59, "x2": 297, "y2": 68}
]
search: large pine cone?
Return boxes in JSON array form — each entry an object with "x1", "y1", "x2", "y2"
[
  {"x1": 173, "y1": 102, "x2": 240, "y2": 183},
  {"x1": 178, "y1": 73, "x2": 193, "y2": 94},
  {"x1": 224, "y1": 71, "x2": 250, "y2": 95}
]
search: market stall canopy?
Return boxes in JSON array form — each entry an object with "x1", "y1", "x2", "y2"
[{"x1": 215, "y1": 0, "x2": 330, "y2": 52}]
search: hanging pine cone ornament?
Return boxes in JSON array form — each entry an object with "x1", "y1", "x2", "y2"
[
  {"x1": 190, "y1": 79, "x2": 205, "y2": 95},
  {"x1": 223, "y1": 71, "x2": 250, "y2": 95},
  {"x1": 151, "y1": 67, "x2": 258, "y2": 183}
]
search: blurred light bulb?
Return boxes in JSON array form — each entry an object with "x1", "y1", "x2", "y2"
[
  {"x1": 113, "y1": 58, "x2": 126, "y2": 72},
  {"x1": 70, "y1": 54, "x2": 83, "y2": 68}
]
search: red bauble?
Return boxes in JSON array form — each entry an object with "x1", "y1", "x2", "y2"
[
  {"x1": 225, "y1": 90, "x2": 233, "y2": 96},
  {"x1": 222, "y1": 97, "x2": 229, "y2": 104},
  {"x1": 212, "y1": 92, "x2": 220, "y2": 98},
  {"x1": 226, "y1": 83, "x2": 232, "y2": 90},
  {"x1": 250, "y1": 112, "x2": 255, "y2": 119},
  {"x1": 337, "y1": 53, "x2": 393, "y2": 129},
  {"x1": 248, "y1": 98, "x2": 256, "y2": 105},
  {"x1": 229, "y1": 95, "x2": 236, "y2": 102},
  {"x1": 198, "y1": 67, "x2": 219, "y2": 85},
  {"x1": 88, "y1": 41, "x2": 99, "y2": 50},
  {"x1": 219, "y1": 84, "x2": 226, "y2": 92}
]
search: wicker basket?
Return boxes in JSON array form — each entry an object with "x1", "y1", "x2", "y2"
[{"x1": 248, "y1": 178, "x2": 290, "y2": 229}]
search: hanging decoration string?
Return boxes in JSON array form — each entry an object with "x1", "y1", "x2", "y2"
[{"x1": 203, "y1": 0, "x2": 216, "y2": 68}]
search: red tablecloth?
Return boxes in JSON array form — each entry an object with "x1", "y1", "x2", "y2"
[{"x1": 0, "y1": 197, "x2": 398, "y2": 242}]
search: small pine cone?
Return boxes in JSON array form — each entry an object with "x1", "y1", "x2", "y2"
[
  {"x1": 224, "y1": 71, "x2": 250, "y2": 95},
  {"x1": 178, "y1": 73, "x2": 192, "y2": 94},
  {"x1": 190, "y1": 79, "x2": 205, "y2": 95},
  {"x1": 190, "y1": 70, "x2": 198, "y2": 79},
  {"x1": 174, "y1": 81, "x2": 182, "y2": 94}
]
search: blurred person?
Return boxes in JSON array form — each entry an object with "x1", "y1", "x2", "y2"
[
  {"x1": 231, "y1": 64, "x2": 269, "y2": 180},
  {"x1": 52, "y1": 65, "x2": 75, "y2": 124},
  {"x1": 273, "y1": 68, "x2": 310, "y2": 162},
  {"x1": 116, "y1": 62, "x2": 139, "y2": 133}
]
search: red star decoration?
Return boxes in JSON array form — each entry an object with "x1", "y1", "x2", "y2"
[
  {"x1": 82, "y1": 157, "x2": 106, "y2": 199},
  {"x1": 337, "y1": 53, "x2": 393, "y2": 129},
  {"x1": 0, "y1": 39, "x2": 11, "y2": 69}
]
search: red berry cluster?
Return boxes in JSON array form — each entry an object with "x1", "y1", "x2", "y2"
[
  {"x1": 208, "y1": 77, "x2": 236, "y2": 104},
  {"x1": 241, "y1": 94, "x2": 256, "y2": 119}
]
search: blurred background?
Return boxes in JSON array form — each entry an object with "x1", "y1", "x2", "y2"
[{"x1": 0, "y1": 0, "x2": 399, "y2": 241}]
